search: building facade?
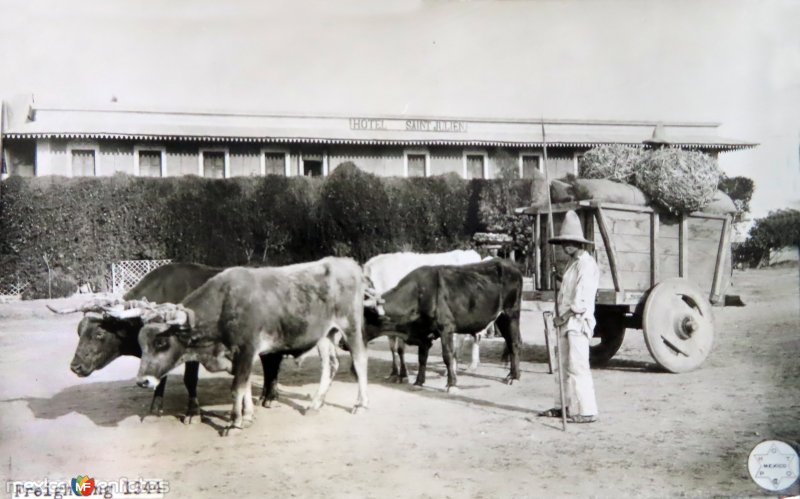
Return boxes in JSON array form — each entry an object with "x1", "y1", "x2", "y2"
[{"x1": 0, "y1": 97, "x2": 756, "y2": 181}]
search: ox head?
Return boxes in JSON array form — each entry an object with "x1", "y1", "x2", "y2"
[
  {"x1": 47, "y1": 298, "x2": 145, "y2": 377},
  {"x1": 362, "y1": 277, "x2": 390, "y2": 343},
  {"x1": 102, "y1": 302, "x2": 198, "y2": 390},
  {"x1": 361, "y1": 276, "x2": 420, "y2": 344}
]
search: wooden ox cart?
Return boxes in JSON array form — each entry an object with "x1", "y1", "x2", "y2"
[{"x1": 516, "y1": 201, "x2": 733, "y2": 373}]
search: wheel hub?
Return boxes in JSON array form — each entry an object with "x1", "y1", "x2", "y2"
[{"x1": 676, "y1": 315, "x2": 697, "y2": 340}]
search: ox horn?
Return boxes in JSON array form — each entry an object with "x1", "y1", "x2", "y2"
[
  {"x1": 46, "y1": 297, "x2": 119, "y2": 315},
  {"x1": 46, "y1": 304, "x2": 82, "y2": 314}
]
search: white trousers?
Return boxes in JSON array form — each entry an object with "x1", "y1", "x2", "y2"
[{"x1": 553, "y1": 329, "x2": 598, "y2": 417}]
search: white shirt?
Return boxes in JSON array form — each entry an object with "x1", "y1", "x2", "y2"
[{"x1": 557, "y1": 250, "x2": 600, "y2": 335}]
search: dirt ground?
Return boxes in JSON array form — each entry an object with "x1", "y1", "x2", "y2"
[{"x1": 0, "y1": 267, "x2": 798, "y2": 498}]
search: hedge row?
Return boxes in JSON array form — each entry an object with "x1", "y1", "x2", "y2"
[{"x1": 0, "y1": 163, "x2": 534, "y2": 298}]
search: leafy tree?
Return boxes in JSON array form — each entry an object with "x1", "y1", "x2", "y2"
[
  {"x1": 718, "y1": 174, "x2": 755, "y2": 223},
  {"x1": 736, "y1": 209, "x2": 800, "y2": 267}
]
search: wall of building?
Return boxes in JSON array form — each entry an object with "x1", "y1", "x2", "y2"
[
  {"x1": 167, "y1": 143, "x2": 199, "y2": 176},
  {"x1": 101, "y1": 142, "x2": 134, "y2": 175},
  {"x1": 6, "y1": 137, "x2": 595, "y2": 181},
  {"x1": 229, "y1": 144, "x2": 261, "y2": 176}
]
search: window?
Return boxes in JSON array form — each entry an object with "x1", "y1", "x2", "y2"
[
  {"x1": 261, "y1": 149, "x2": 289, "y2": 176},
  {"x1": 303, "y1": 160, "x2": 323, "y2": 177},
  {"x1": 404, "y1": 150, "x2": 430, "y2": 177},
  {"x1": 519, "y1": 153, "x2": 542, "y2": 179},
  {"x1": 463, "y1": 151, "x2": 487, "y2": 179},
  {"x1": 199, "y1": 149, "x2": 229, "y2": 178},
  {"x1": 301, "y1": 153, "x2": 328, "y2": 177},
  {"x1": 71, "y1": 149, "x2": 96, "y2": 177},
  {"x1": 134, "y1": 146, "x2": 166, "y2": 177}
]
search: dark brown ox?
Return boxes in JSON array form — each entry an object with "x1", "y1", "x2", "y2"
[
  {"x1": 48, "y1": 263, "x2": 223, "y2": 420},
  {"x1": 363, "y1": 259, "x2": 523, "y2": 393},
  {"x1": 126, "y1": 257, "x2": 370, "y2": 435}
]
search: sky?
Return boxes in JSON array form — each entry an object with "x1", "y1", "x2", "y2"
[{"x1": 0, "y1": 0, "x2": 797, "y2": 218}]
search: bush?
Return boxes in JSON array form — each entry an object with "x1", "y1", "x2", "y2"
[
  {"x1": 22, "y1": 269, "x2": 77, "y2": 300},
  {"x1": 318, "y1": 163, "x2": 394, "y2": 261},
  {"x1": 0, "y1": 168, "x2": 538, "y2": 295}
]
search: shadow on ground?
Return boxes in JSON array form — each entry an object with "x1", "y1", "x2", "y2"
[{"x1": 12, "y1": 338, "x2": 548, "y2": 429}]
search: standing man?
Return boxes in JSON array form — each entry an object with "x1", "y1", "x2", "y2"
[{"x1": 539, "y1": 210, "x2": 600, "y2": 424}]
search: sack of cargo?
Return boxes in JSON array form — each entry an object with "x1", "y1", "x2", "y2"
[
  {"x1": 550, "y1": 179, "x2": 575, "y2": 203},
  {"x1": 579, "y1": 144, "x2": 648, "y2": 183},
  {"x1": 572, "y1": 178, "x2": 649, "y2": 206},
  {"x1": 701, "y1": 190, "x2": 737, "y2": 214},
  {"x1": 636, "y1": 149, "x2": 721, "y2": 214}
]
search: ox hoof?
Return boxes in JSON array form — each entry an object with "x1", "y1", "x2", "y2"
[
  {"x1": 222, "y1": 425, "x2": 244, "y2": 437},
  {"x1": 148, "y1": 396, "x2": 164, "y2": 417},
  {"x1": 304, "y1": 406, "x2": 321, "y2": 416},
  {"x1": 384, "y1": 374, "x2": 400, "y2": 383},
  {"x1": 243, "y1": 416, "x2": 255, "y2": 428},
  {"x1": 351, "y1": 405, "x2": 368, "y2": 415},
  {"x1": 398, "y1": 376, "x2": 409, "y2": 384},
  {"x1": 182, "y1": 414, "x2": 201, "y2": 425},
  {"x1": 503, "y1": 375, "x2": 519, "y2": 385},
  {"x1": 446, "y1": 386, "x2": 460, "y2": 395},
  {"x1": 260, "y1": 397, "x2": 279, "y2": 408},
  {"x1": 466, "y1": 364, "x2": 479, "y2": 373}
]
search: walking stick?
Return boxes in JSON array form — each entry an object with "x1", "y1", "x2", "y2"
[{"x1": 541, "y1": 120, "x2": 568, "y2": 432}]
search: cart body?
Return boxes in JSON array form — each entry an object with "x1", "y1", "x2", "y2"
[{"x1": 517, "y1": 200, "x2": 733, "y2": 372}]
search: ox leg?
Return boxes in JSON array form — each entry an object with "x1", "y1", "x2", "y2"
[
  {"x1": 440, "y1": 330, "x2": 459, "y2": 394},
  {"x1": 308, "y1": 338, "x2": 334, "y2": 413},
  {"x1": 149, "y1": 377, "x2": 166, "y2": 417},
  {"x1": 413, "y1": 340, "x2": 431, "y2": 387},
  {"x1": 242, "y1": 379, "x2": 255, "y2": 427},
  {"x1": 329, "y1": 337, "x2": 340, "y2": 379},
  {"x1": 182, "y1": 361, "x2": 201, "y2": 424},
  {"x1": 259, "y1": 353, "x2": 283, "y2": 408},
  {"x1": 396, "y1": 339, "x2": 409, "y2": 383},
  {"x1": 467, "y1": 331, "x2": 482, "y2": 372},
  {"x1": 386, "y1": 337, "x2": 401, "y2": 382},
  {"x1": 496, "y1": 312, "x2": 522, "y2": 384},
  {"x1": 225, "y1": 347, "x2": 255, "y2": 436},
  {"x1": 344, "y1": 332, "x2": 370, "y2": 414}
]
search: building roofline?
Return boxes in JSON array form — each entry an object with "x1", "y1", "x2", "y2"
[
  {"x1": 28, "y1": 103, "x2": 723, "y2": 129},
  {"x1": 0, "y1": 131, "x2": 758, "y2": 151}
]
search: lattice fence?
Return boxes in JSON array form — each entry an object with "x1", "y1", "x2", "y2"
[
  {"x1": 0, "y1": 277, "x2": 28, "y2": 303},
  {"x1": 111, "y1": 259, "x2": 172, "y2": 295}
]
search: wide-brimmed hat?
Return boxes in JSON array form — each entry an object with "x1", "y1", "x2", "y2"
[{"x1": 548, "y1": 210, "x2": 593, "y2": 245}]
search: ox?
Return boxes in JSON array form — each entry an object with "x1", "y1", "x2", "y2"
[
  {"x1": 363, "y1": 258, "x2": 522, "y2": 392},
  {"x1": 47, "y1": 263, "x2": 223, "y2": 420},
  {"x1": 123, "y1": 257, "x2": 369, "y2": 435},
  {"x1": 363, "y1": 250, "x2": 487, "y2": 383}
]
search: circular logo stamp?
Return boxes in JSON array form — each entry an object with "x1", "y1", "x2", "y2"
[{"x1": 748, "y1": 440, "x2": 799, "y2": 492}]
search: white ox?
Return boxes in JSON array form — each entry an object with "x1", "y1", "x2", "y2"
[{"x1": 364, "y1": 249, "x2": 487, "y2": 382}]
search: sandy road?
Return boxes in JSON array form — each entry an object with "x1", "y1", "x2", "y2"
[{"x1": 0, "y1": 267, "x2": 798, "y2": 498}]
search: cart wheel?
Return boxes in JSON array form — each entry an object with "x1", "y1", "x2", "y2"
[
  {"x1": 642, "y1": 278, "x2": 714, "y2": 373},
  {"x1": 590, "y1": 307, "x2": 626, "y2": 366}
]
